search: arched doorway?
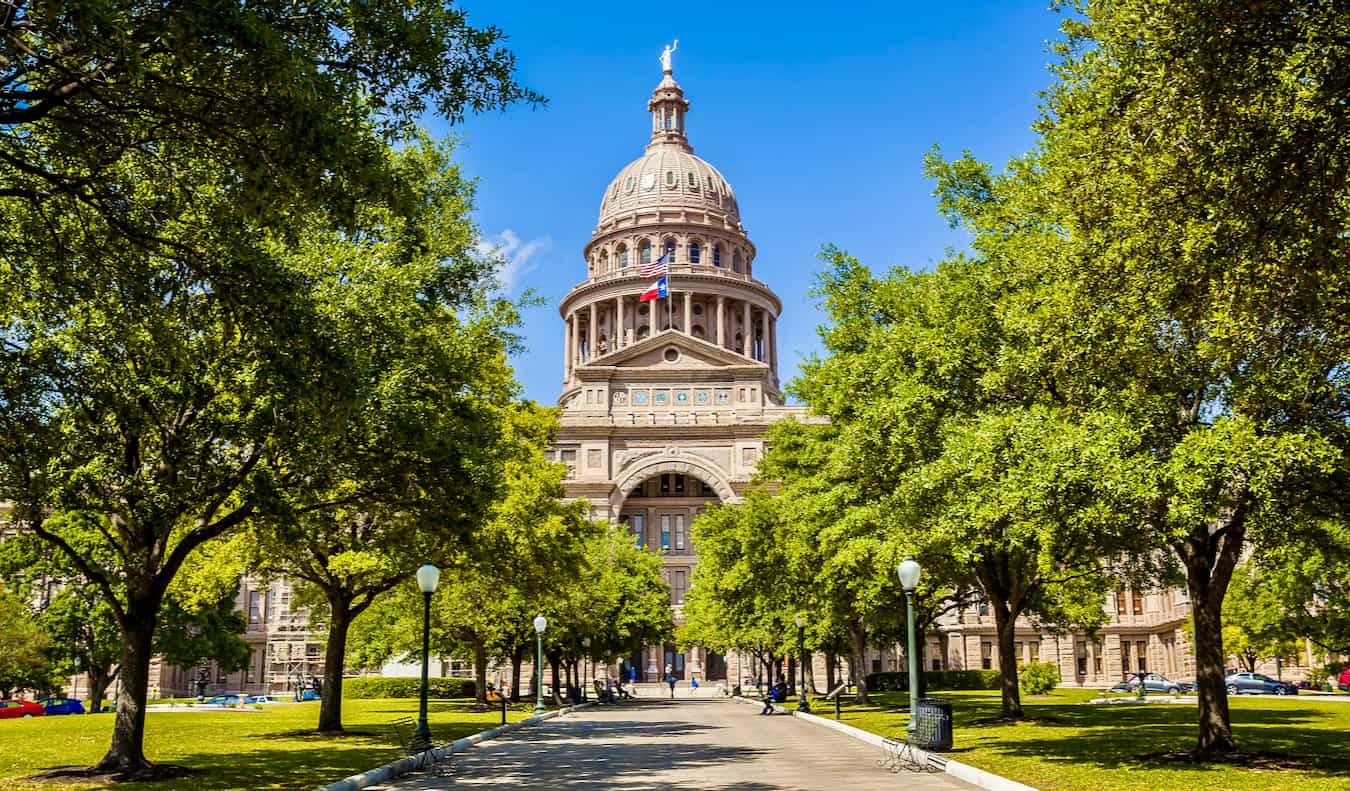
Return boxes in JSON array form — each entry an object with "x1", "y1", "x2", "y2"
[{"x1": 614, "y1": 463, "x2": 730, "y2": 683}]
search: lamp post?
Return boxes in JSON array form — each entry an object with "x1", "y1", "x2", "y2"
[
  {"x1": 897, "y1": 557, "x2": 922, "y2": 736},
  {"x1": 533, "y1": 614, "x2": 548, "y2": 716},
  {"x1": 793, "y1": 614, "x2": 811, "y2": 713},
  {"x1": 582, "y1": 637, "x2": 591, "y2": 701},
  {"x1": 414, "y1": 563, "x2": 441, "y2": 751}
]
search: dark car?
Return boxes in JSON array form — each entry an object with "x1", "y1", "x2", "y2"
[
  {"x1": 36, "y1": 697, "x2": 85, "y2": 715},
  {"x1": 1121, "y1": 672, "x2": 1191, "y2": 694},
  {"x1": 0, "y1": 700, "x2": 46, "y2": 719},
  {"x1": 1225, "y1": 672, "x2": 1298, "y2": 696}
]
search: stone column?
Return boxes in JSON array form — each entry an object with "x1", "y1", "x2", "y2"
[
  {"x1": 759, "y1": 310, "x2": 768, "y2": 363},
  {"x1": 683, "y1": 291, "x2": 691, "y2": 336},
  {"x1": 564, "y1": 313, "x2": 573, "y2": 381},
  {"x1": 768, "y1": 316, "x2": 776, "y2": 374},
  {"x1": 616, "y1": 296, "x2": 625, "y2": 349},
  {"x1": 716, "y1": 296, "x2": 726, "y2": 347},
  {"x1": 588, "y1": 302, "x2": 597, "y2": 361},
  {"x1": 742, "y1": 302, "x2": 753, "y2": 357}
]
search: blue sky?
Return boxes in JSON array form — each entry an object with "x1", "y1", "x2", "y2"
[{"x1": 434, "y1": 1, "x2": 1065, "y2": 404}]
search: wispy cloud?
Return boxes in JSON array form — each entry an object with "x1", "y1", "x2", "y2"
[{"x1": 478, "y1": 229, "x2": 551, "y2": 296}]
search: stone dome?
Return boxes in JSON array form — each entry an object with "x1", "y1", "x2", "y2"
[{"x1": 597, "y1": 147, "x2": 739, "y2": 228}]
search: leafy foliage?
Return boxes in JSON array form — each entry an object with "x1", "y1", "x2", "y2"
[{"x1": 342, "y1": 676, "x2": 476, "y2": 700}]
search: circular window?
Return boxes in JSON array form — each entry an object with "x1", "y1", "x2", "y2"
[
  {"x1": 639, "y1": 305, "x2": 650, "y2": 317},
  {"x1": 642, "y1": 173, "x2": 656, "y2": 191},
  {"x1": 692, "y1": 304, "x2": 704, "y2": 316},
  {"x1": 663, "y1": 347, "x2": 680, "y2": 363}
]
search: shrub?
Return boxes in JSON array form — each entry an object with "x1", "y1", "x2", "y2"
[
  {"x1": 342, "y1": 676, "x2": 477, "y2": 700},
  {"x1": 1018, "y1": 661, "x2": 1060, "y2": 695},
  {"x1": 865, "y1": 669, "x2": 1001, "y2": 692}
]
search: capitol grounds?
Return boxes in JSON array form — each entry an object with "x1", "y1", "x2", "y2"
[{"x1": 2, "y1": 688, "x2": 1349, "y2": 790}]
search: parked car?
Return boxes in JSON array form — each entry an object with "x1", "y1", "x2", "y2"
[
  {"x1": 201, "y1": 693, "x2": 245, "y2": 706},
  {"x1": 1225, "y1": 672, "x2": 1298, "y2": 696},
  {"x1": 1337, "y1": 667, "x2": 1350, "y2": 692},
  {"x1": 1120, "y1": 673, "x2": 1191, "y2": 694},
  {"x1": 36, "y1": 697, "x2": 86, "y2": 715},
  {"x1": 0, "y1": 700, "x2": 46, "y2": 719},
  {"x1": 295, "y1": 689, "x2": 320, "y2": 702}
]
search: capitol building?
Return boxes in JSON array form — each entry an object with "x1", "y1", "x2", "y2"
[{"x1": 551, "y1": 51, "x2": 811, "y2": 682}]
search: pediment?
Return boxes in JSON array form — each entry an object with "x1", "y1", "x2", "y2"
[{"x1": 583, "y1": 330, "x2": 763, "y2": 372}]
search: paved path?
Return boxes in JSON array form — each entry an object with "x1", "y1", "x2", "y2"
[{"x1": 372, "y1": 698, "x2": 976, "y2": 790}]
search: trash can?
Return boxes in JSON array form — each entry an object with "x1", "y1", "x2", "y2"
[{"x1": 911, "y1": 698, "x2": 953, "y2": 751}]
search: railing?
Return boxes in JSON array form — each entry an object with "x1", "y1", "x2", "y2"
[{"x1": 568, "y1": 263, "x2": 762, "y2": 293}]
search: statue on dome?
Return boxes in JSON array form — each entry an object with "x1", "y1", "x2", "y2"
[{"x1": 659, "y1": 39, "x2": 678, "y2": 73}]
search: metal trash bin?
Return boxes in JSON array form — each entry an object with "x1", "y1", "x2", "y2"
[{"x1": 910, "y1": 698, "x2": 953, "y2": 751}]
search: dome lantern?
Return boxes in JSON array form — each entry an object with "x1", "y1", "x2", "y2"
[{"x1": 648, "y1": 40, "x2": 691, "y2": 152}]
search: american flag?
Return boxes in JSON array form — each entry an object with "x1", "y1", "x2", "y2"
[{"x1": 639, "y1": 251, "x2": 670, "y2": 278}]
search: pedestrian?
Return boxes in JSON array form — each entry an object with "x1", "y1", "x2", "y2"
[
  {"x1": 690, "y1": 676, "x2": 699, "y2": 696},
  {"x1": 629, "y1": 665, "x2": 637, "y2": 686},
  {"x1": 760, "y1": 682, "x2": 775, "y2": 715},
  {"x1": 666, "y1": 673, "x2": 677, "y2": 699}
]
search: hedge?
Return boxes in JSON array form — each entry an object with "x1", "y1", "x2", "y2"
[
  {"x1": 1018, "y1": 661, "x2": 1060, "y2": 695},
  {"x1": 866, "y1": 669, "x2": 1002, "y2": 692},
  {"x1": 342, "y1": 676, "x2": 477, "y2": 699}
]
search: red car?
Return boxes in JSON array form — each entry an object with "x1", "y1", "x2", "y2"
[
  {"x1": 1337, "y1": 667, "x2": 1350, "y2": 692},
  {"x1": 0, "y1": 700, "x2": 46, "y2": 719}
]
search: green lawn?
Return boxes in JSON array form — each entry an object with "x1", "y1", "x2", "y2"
[
  {"x1": 805, "y1": 688, "x2": 1350, "y2": 790},
  {"x1": 0, "y1": 698, "x2": 536, "y2": 790}
]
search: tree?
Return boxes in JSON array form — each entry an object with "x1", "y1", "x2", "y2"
[
  {"x1": 1032, "y1": 0, "x2": 1350, "y2": 753},
  {"x1": 0, "y1": 589, "x2": 57, "y2": 697},
  {"x1": 0, "y1": 4, "x2": 538, "y2": 774}
]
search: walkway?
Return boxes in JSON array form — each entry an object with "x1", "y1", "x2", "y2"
[{"x1": 372, "y1": 698, "x2": 976, "y2": 790}]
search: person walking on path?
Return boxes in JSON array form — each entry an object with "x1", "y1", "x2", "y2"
[
  {"x1": 690, "y1": 676, "x2": 699, "y2": 696},
  {"x1": 666, "y1": 673, "x2": 677, "y2": 699},
  {"x1": 760, "y1": 683, "x2": 776, "y2": 715}
]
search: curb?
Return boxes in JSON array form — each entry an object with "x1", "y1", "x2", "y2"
[
  {"x1": 312, "y1": 702, "x2": 595, "y2": 791},
  {"x1": 731, "y1": 696, "x2": 1036, "y2": 791}
]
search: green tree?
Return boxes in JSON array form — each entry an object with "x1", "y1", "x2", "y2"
[
  {"x1": 1032, "y1": 0, "x2": 1350, "y2": 752},
  {"x1": 1248, "y1": 522, "x2": 1350, "y2": 658},
  {"x1": 0, "y1": 589, "x2": 57, "y2": 697},
  {"x1": 0, "y1": 4, "x2": 537, "y2": 773}
]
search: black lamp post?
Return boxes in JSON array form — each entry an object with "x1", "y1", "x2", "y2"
[
  {"x1": 533, "y1": 614, "x2": 548, "y2": 715},
  {"x1": 414, "y1": 563, "x2": 440, "y2": 751},
  {"x1": 794, "y1": 614, "x2": 811, "y2": 713},
  {"x1": 897, "y1": 557, "x2": 922, "y2": 736}
]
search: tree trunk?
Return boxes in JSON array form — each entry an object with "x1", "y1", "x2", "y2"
[
  {"x1": 787, "y1": 656, "x2": 796, "y2": 690},
  {"x1": 825, "y1": 649, "x2": 837, "y2": 691},
  {"x1": 473, "y1": 638, "x2": 489, "y2": 707},
  {"x1": 510, "y1": 646, "x2": 523, "y2": 702},
  {"x1": 95, "y1": 605, "x2": 156, "y2": 774},
  {"x1": 88, "y1": 666, "x2": 115, "y2": 715},
  {"x1": 1184, "y1": 545, "x2": 1239, "y2": 753},
  {"x1": 805, "y1": 650, "x2": 818, "y2": 693},
  {"x1": 549, "y1": 653, "x2": 562, "y2": 705},
  {"x1": 317, "y1": 595, "x2": 352, "y2": 733},
  {"x1": 991, "y1": 598, "x2": 1023, "y2": 719},
  {"x1": 849, "y1": 622, "x2": 870, "y2": 704}
]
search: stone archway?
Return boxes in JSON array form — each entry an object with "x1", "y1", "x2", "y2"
[{"x1": 608, "y1": 452, "x2": 738, "y2": 516}]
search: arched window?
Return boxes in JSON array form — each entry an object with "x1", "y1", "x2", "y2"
[
  {"x1": 687, "y1": 172, "x2": 696, "y2": 187},
  {"x1": 625, "y1": 176, "x2": 635, "y2": 193},
  {"x1": 640, "y1": 242, "x2": 652, "y2": 267},
  {"x1": 732, "y1": 251, "x2": 742, "y2": 273},
  {"x1": 666, "y1": 171, "x2": 675, "y2": 187},
  {"x1": 618, "y1": 245, "x2": 629, "y2": 268},
  {"x1": 706, "y1": 175, "x2": 714, "y2": 191},
  {"x1": 713, "y1": 245, "x2": 722, "y2": 267},
  {"x1": 689, "y1": 242, "x2": 701, "y2": 264},
  {"x1": 600, "y1": 250, "x2": 609, "y2": 271},
  {"x1": 692, "y1": 325, "x2": 706, "y2": 339},
  {"x1": 664, "y1": 239, "x2": 677, "y2": 263}
]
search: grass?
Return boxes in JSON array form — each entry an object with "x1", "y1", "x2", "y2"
[
  {"x1": 806, "y1": 688, "x2": 1350, "y2": 790},
  {"x1": 0, "y1": 697, "x2": 538, "y2": 790}
]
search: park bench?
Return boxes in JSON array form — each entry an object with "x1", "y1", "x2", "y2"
[
  {"x1": 388, "y1": 716, "x2": 452, "y2": 777},
  {"x1": 877, "y1": 737, "x2": 945, "y2": 774}
]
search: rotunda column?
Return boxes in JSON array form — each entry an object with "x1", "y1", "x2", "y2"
[
  {"x1": 616, "y1": 296, "x2": 625, "y2": 350},
  {"x1": 742, "y1": 301, "x2": 753, "y2": 357},
  {"x1": 588, "y1": 303, "x2": 597, "y2": 361},
  {"x1": 759, "y1": 310, "x2": 768, "y2": 363},
  {"x1": 564, "y1": 312, "x2": 573, "y2": 381},
  {"x1": 683, "y1": 291, "x2": 691, "y2": 336},
  {"x1": 716, "y1": 296, "x2": 726, "y2": 347}
]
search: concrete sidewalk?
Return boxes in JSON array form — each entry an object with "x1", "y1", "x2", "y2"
[{"x1": 370, "y1": 698, "x2": 975, "y2": 790}]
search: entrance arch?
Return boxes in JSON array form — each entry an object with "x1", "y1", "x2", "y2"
[{"x1": 611, "y1": 455, "x2": 736, "y2": 684}]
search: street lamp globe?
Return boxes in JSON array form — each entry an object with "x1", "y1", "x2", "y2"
[
  {"x1": 897, "y1": 557, "x2": 922, "y2": 592},
  {"x1": 533, "y1": 614, "x2": 548, "y2": 634},
  {"x1": 416, "y1": 564, "x2": 441, "y2": 594}
]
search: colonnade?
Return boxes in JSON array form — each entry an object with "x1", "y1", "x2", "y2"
[{"x1": 564, "y1": 290, "x2": 776, "y2": 380}]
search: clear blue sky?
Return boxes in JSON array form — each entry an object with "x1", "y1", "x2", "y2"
[{"x1": 434, "y1": 1, "x2": 1065, "y2": 404}]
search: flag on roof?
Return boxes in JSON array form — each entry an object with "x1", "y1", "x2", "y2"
[
  {"x1": 639, "y1": 276, "x2": 668, "y2": 303},
  {"x1": 639, "y1": 251, "x2": 670, "y2": 278}
]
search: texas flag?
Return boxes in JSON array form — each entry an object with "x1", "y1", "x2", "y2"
[{"x1": 639, "y1": 275, "x2": 668, "y2": 303}]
